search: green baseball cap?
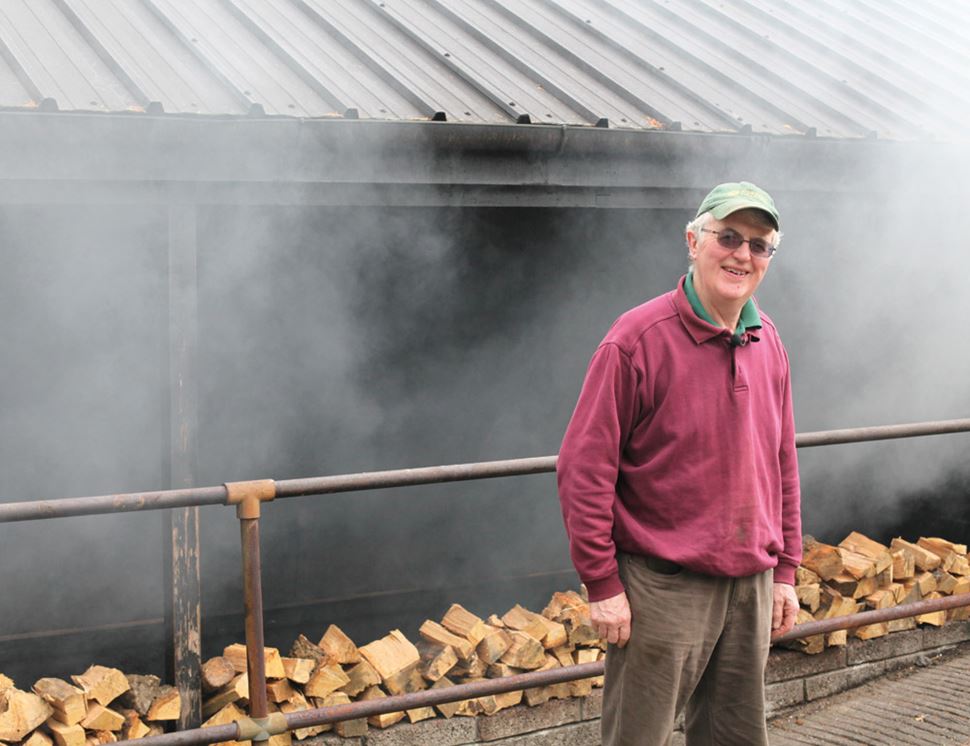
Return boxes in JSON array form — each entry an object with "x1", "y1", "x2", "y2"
[{"x1": 696, "y1": 181, "x2": 779, "y2": 229}]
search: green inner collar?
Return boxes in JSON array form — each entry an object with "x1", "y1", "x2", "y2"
[{"x1": 685, "y1": 268, "x2": 762, "y2": 338}]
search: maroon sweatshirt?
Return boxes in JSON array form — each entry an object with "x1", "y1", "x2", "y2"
[{"x1": 557, "y1": 277, "x2": 802, "y2": 602}]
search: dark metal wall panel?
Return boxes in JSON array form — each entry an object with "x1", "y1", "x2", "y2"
[{"x1": 0, "y1": 0, "x2": 967, "y2": 140}]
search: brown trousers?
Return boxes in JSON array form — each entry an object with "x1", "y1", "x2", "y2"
[{"x1": 601, "y1": 553, "x2": 773, "y2": 746}]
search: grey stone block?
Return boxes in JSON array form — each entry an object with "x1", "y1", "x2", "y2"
[
  {"x1": 579, "y1": 689, "x2": 602, "y2": 721},
  {"x1": 804, "y1": 650, "x2": 928, "y2": 701},
  {"x1": 765, "y1": 646, "x2": 845, "y2": 683},
  {"x1": 364, "y1": 716, "x2": 477, "y2": 746},
  {"x1": 479, "y1": 719, "x2": 600, "y2": 745},
  {"x1": 922, "y1": 620, "x2": 970, "y2": 648},
  {"x1": 476, "y1": 698, "x2": 582, "y2": 742},
  {"x1": 765, "y1": 678, "x2": 805, "y2": 718},
  {"x1": 846, "y1": 628, "x2": 922, "y2": 665}
]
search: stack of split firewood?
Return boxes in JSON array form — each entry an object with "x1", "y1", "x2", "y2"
[
  {"x1": 200, "y1": 589, "x2": 605, "y2": 739},
  {"x1": 789, "y1": 532, "x2": 970, "y2": 654},
  {"x1": 0, "y1": 666, "x2": 179, "y2": 746}
]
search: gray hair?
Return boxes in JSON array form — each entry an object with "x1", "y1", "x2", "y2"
[{"x1": 684, "y1": 210, "x2": 782, "y2": 266}]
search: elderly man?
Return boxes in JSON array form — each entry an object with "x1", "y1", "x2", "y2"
[{"x1": 557, "y1": 182, "x2": 802, "y2": 745}]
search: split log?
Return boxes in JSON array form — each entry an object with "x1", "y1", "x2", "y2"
[
  {"x1": 531, "y1": 615, "x2": 568, "y2": 649},
  {"x1": 201, "y1": 674, "x2": 248, "y2": 720},
  {"x1": 449, "y1": 654, "x2": 487, "y2": 680},
  {"x1": 358, "y1": 686, "x2": 405, "y2": 729},
  {"x1": 801, "y1": 536, "x2": 844, "y2": 580},
  {"x1": 500, "y1": 605, "x2": 548, "y2": 643},
  {"x1": 499, "y1": 631, "x2": 546, "y2": 670},
  {"x1": 118, "y1": 675, "x2": 160, "y2": 719},
  {"x1": 795, "y1": 567, "x2": 821, "y2": 586},
  {"x1": 796, "y1": 583, "x2": 820, "y2": 612},
  {"x1": 839, "y1": 532, "x2": 893, "y2": 573},
  {"x1": 916, "y1": 592, "x2": 947, "y2": 626},
  {"x1": 280, "y1": 658, "x2": 314, "y2": 686},
  {"x1": 47, "y1": 719, "x2": 86, "y2": 746},
  {"x1": 318, "y1": 625, "x2": 360, "y2": 665},
  {"x1": 486, "y1": 614, "x2": 506, "y2": 628},
  {"x1": 321, "y1": 693, "x2": 366, "y2": 738},
  {"x1": 486, "y1": 662, "x2": 522, "y2": 679},
  {"x1": 303, "y1": 663, "x2": 349, "y2": 699},
  {"x1": 783, "y1": 609, "x2": 824, "y2": 654},
  {"x1": 475, "y1": 627, "x2": 512, "y2": 665},
  {"x1": 429, "y1": 678, "x2": 463, "y2": 719},
  {"x1": 888, "y1": 615, "x2": 918, "y2": 633},
  {"x1": 71, "y1": 667, "x2": 129, "y2": 707},
  {"x1": 865, "y1": 589, "x2": 895, "y2": 610},
  {"x1": 201, "y1": 702, "x2": 248, "y2": 746},
  {"x1": 892, "y1": 548, "x2": 916, "y2": 580},
  {"x1": 933, "y1": 569, "x2": 959, "y2": 594},
  {"x1": 360, "y1": 630, "x2": 421, "y2": 689},
  {"x1": 201, "y1": 658, "x2": 236, "y2": 693},
  {"x1": 278, "y1": 692, "x2": 329, "y2": 739},
  {"x1": 0, "y1": 689, "x2": 53, "y2": 741},
  {"x1": 222, "y1": 644, "x2": 286, "y2": 679},
  {"x1": 542, "y1": 590, "x2": 586, "y2": 620},
  {"x1": 32, "y1": 679, "x2": 86, "y2": 726},
  {"x1": 853, "y1": 622, "x2": 888, "y2": 640},
  {"x1": 265, "y1": 679, "x2": 296, "y2": 704},
  {"x1": 0, "y1": 675, "x2": 13, "y2": 693},
  {"x1": 338, "y1": 660, "x2": 380, "y2": 698},
  {"x1": 418, "y1": 621, "x2": 474, "y2": 662},
  {"x1": 288, "y1": 635, "x2": 326, "y2": 663},
  {"x1": 891, "y1": 538, "x2": 941, "y2": 572},
  {"x1": 441, "y1": 604, "x2": 488, "y2": 645},
  {"x1": 837, "y1": 547, "x2": 877, "y2": 580},
  {"x1": 120, "y1": 709, "x2": 151, "y2": 740},
  {"x1": 383, "y1": 668, "x2": 425, "y2": 697},
  {"x1": 80, "y1": 704, "x2": 124, "y2": 732},
  {"x1": 915, "y1": 571, "x2": 937, "y2": 597},
  {"x1": 405, "y1": 706, "x2": 436, "y2": 724},
  {"x1": 417, "y1": 643, "x2": 458, "y2": 683},
  {"x1": 25, "y1": 729, "x2": 54, "y2": 746}
]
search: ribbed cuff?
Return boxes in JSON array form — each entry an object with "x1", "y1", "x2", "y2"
[
  {"x1": 773, "y1": 561, "x2": 797, "y2": 586},
  {"x1": 584, "y1": 572, "x2": 625, "y2": 602}
]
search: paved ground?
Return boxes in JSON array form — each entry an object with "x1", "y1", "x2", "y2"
[{"x1": 766, "y1": 648, "x2": 970, "y2": 745}]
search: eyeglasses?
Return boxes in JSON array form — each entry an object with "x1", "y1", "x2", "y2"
[{"x1": 700, "y1": 228, "x2": 776, "y2": 258}]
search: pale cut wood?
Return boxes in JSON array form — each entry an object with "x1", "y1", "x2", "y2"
[
  {"x1": 933, "y1": 569, "x2": 959, "y2": 594},
  {"x1": 953, "y1": 576, "x2": 970, "y2": 595},
  {"x1": 303, "y1": 663, "x2": 350, "y2": 699},
  {"x1": 324, "y1": 692, "x2": 367, "y2": 738},
  {"x1": 552, "y1": 648, "x2": 575, "y2": 668},
  {"x1": 265, "y1": 679, "x2": 296, "y2": 704},
  {"x1": 918, "y1": 536, "x2": 968, "y2": 557},
  {"x1": 417, "y1": 642, "x2": 458, "y2": 683},
  {"x1": 405, "y1": 706, "x2": 436, "y2": 724},
  {"x1": 279, "y1": 693, "x2": 329, "y2": 739},
  {"x1": 201, "y1": 702, "x2": 249, "y2": 746},
  {"x1": 338, "y1": 660, "x2": 380, "y2": 698},
  {"x1": 825, "y1": 630, "x2": 847, "y2": 647},
  {"x1": 839, "y1": 532, "x2": 893, "y2": 573},
  {"x1": 121, "y1": 709, "x2": 151, "y2": 740},
  {"x1": 449, "y1": 654, "x2": 487, "y2": 680},
  {"x1": 796, "y1": 583, "x2": 820, "y2": 612},
  {"x1": 801, "y1": 536, "x2": 844, "y2": 580},
  {"x1": 486, "y1": 614, "x2": 506, "y2": 628},
  {"x1": 476, "y1": 627, "x2": 512, "y2": 665},
  {"x1": 201, "y1": 673, "x2": 248, "y2": 720},
  {"x1": 875, "y1": 567, "x2": 893, "y2": 587},
  {"x1": 795, "y1": 566, "x2": 821, "y2": 586},
  {"x1": 892, "y1": 548, "x2": 916, "y2": 580},
  {"x1": 201, "y1": 658, "x2": 236, "y2": 693},
  {"x1": 222, "y1": 644, "x2": 286, "y2": 680},
  {"x1": 359, "y1": 630, "x2": 421, "y2": 682},
  {"x1": 499, "y1": 631, "x2": 545, "y2": 670},
  {"x1": 541, "y1": 590, "x2": 586, "y2": 621},
  {"x1": 784, "y1": 609, "x2": 823, "y2": 654},
  {"x1": 853, "y1": 622, "x2": 888, "y2": 640},
  {"x1": 359, "y1": 686, "x2": 405, "y2": 729},
  {"x1": 383, "y1": 668, "x2": 425, "y2": 697},
  {"x1": 418, "y1": 621, "x2": 475, "y2": 661},
  {"x1": 486, "y1": 663, "x2": 522, "y2": 679},
  {"x1": 916, "y1": 592, "x2": 947, "y2": 626},
  {"x1": 493, "y1": 689, "x2": 524, "y2": 710},
  {"x1": 32, "y1": 679, "x2": 86, "y2": 725},
  {"x1": 575, "y1": 648, "x2": 600, "y2": 665},
  {"x1": 429, "y1": 678, "x2": 463, "y2": 719},
  {"x1": 0, "y1": 674, "x2": 13, "y2": 693},
  {"x1": 888, "y1": 615, "x2": 918, "y2": 633},
  {"x1": 318, "y1": 625, "x2": 361, "y2": 665},
  {"x1": 891, "y1": 538, "x2": 941, "y2": 572},
  {"x1": 0, "y1": 690, "x2": 53, "y2": 741},
  {"x1": 24, "y1": 728, "x2": 54, "y2": 746},
  {"x1": 837, "y1": 547, "x2": 877, "y2": 580},
  {"x1": 441, "y1": 604, "x2": 489, "y2": 645},
  {"x1": 280, "y1": 658, "x2": 314, "y2": 686},
  {"x1": 915, "y1": 570, "x2": 937, "y2": 597},
  {"x1": 71, "y1": 667, "x2": 129, "y2": 708},
  {"x1": 47, "y1": 719, "x2": 86, "y2": 746},
  {"x1": 531, "y1": 615, "x2": 568, "y2": 649},
  {"x1": 888, "y1": 582, "x2": 907, "y2": 604},
  {"x1": 500, "y1": 605, "x2": 548, "y2": 643},
  {"x1": 146, "y1": 687, "x2": 180, "y2": 722},
  {"x1": 80, "y1": 704, "x2": 125, "y2": 732},
  {"x1": 826, "y1": 573, "x2": 858, "y2": 599},
  {"x1": 865, "y1": 589, "x2": 895, "y2": 610}
]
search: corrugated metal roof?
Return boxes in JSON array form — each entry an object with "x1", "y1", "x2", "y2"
[{"x1": 0, "y1": 0, "x2": 968, "y2": 140}]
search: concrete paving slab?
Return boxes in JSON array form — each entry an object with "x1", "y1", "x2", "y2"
[{"x1": 769, "y1": 647, "x2": 970, "y2": 745}]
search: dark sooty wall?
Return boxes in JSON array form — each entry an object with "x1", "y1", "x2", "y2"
[{"x1": 1, "y1": 201, "x2": 967, "y2": 684}]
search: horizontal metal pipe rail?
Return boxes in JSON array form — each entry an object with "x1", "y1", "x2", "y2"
[
  {"x1": 2, "y1": 418, "x2": 970, "y2": 523},
  {"x1": 124, "y1": 593, "x2": 970, "y2": 746}
]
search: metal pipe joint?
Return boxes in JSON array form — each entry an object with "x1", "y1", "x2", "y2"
[
  {"x1": 235, "y1": 713, "x2": 288, "y2": 742},
  {"x1": 225, "y1": 480, "x2": 277, "y2": 519}
]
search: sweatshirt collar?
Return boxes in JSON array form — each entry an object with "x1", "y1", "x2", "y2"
[{"x1": 676, "y1": 273, "x2": 762, "y2": 345}]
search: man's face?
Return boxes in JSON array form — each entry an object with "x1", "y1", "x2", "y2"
[{"x1": 687, "y1": 209, "x2": 776, "y2": 308}]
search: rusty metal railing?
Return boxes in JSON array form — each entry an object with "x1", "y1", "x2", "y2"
[{"x1": 2, "y1": 417, "x2": 970, "y2": 744}]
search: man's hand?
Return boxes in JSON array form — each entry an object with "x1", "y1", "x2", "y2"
[
  {"x1": 770, "y1": 582, "x2": 799, "y2": 639},
  {"x1": 589, "y1": 591, "x2": 632, "y2": 648}
]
